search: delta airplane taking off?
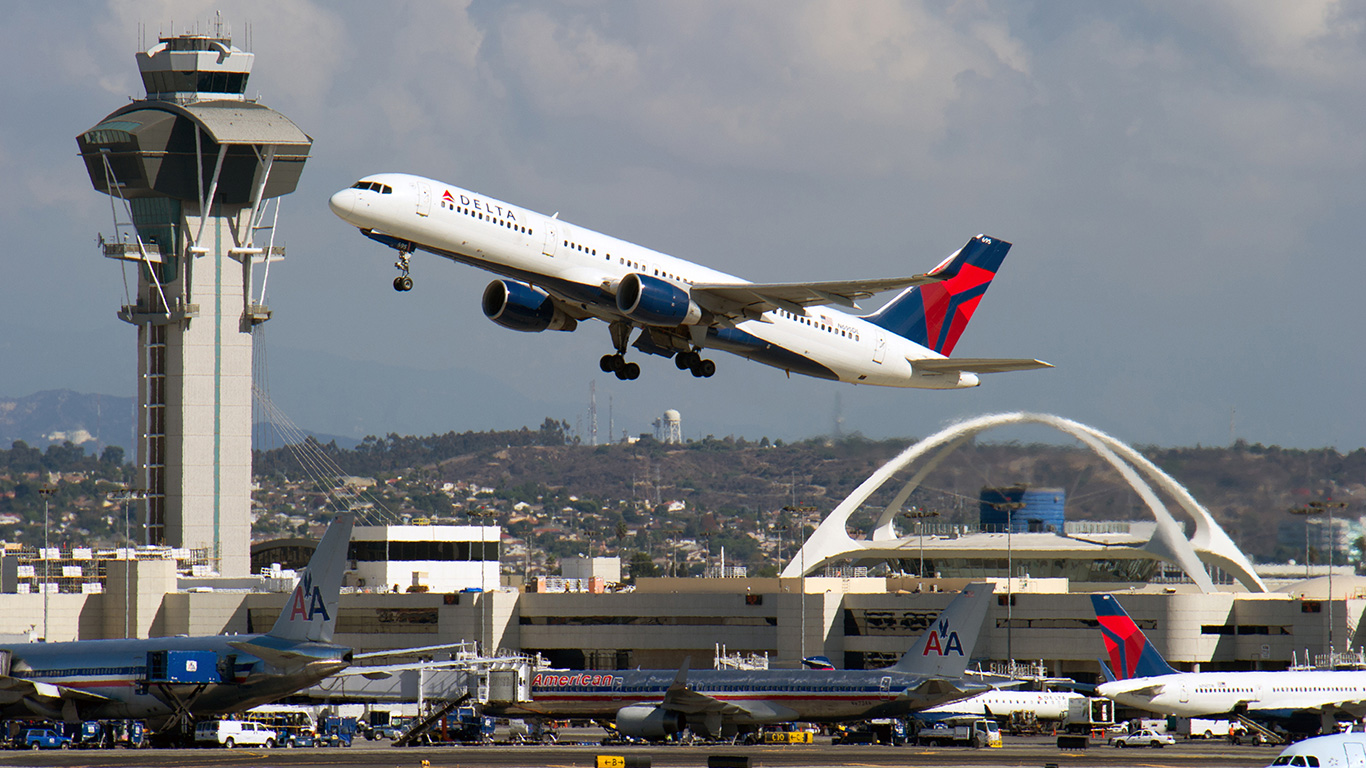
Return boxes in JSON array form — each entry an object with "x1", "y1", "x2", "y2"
[
  {"x1": 486, "y1": 583, "x2": 995, "y2": 740},
  {"x1": 1093, "y1": 594, "x2": 1366, "y2": 735},
  {"x1": 0, "y1": 514, "x2": 354, "y2": 733},
  {"x1": 329, "y1": 175, "x2": 1050, "y2": 385}
]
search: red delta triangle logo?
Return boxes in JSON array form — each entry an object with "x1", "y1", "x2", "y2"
[
  {"x1": 442, "y1": 190, "x2": 455, "y2": 204},
  {"x1": 288, "y1": 571, "x2": 330, "y2": 622},
  {"x1": 921, "y1": 618, "x2": 964, "y2": 656}
]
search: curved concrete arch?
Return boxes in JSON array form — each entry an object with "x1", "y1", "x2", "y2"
[{"x1": 782, "y1": 412, "x2": 1266, "y2": 593}]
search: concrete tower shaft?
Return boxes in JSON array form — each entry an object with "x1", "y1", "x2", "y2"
[{"x1": 76, "y1": 28, "x2": 311, "y2": 577}]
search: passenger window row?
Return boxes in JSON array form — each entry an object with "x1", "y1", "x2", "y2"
[
  {"x1": 775, "y1": 309, "x2": 859, "y2": 340},
  {"x1": 440, "y1": 199, "x2": 532, "y2": 236}
]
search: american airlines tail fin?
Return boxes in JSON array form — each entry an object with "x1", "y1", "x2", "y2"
[
  {"x1": 866, "y1": 235, "x2": 1010, "y2": 355},
  {"x1": 268, "y1": 513, "x2": 354, "y2": 644},
  {"x1": 1090, "y1": 594, "x2": 1178, "y2": 679},
  {"x1": 891, "y1": 582, "x2": 994, "y2": 676}
]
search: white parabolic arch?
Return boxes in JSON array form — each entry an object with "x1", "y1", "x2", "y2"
[{"x1": 782, "y1": 412, "x2": 1267, "y2": 593}]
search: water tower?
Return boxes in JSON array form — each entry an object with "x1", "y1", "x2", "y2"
[{"x1": 76, "y1": 21, "x2": 311, "y2": 576}]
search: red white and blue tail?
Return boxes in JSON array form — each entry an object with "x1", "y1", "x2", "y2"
[
  {"x1": 1091, "y1": 594, "x2": 1178, "y2": 679},
  {"x1": 866, "y1": 235, "x2": 1009, "y2": 355}
]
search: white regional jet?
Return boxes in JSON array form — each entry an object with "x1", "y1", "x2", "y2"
[
  {"x1": 329, "y1": 175, "x2": 1050, "y2": 385},
  {"x1": 1093, "y1": 594, "x2": 1366, "y2": 736}
]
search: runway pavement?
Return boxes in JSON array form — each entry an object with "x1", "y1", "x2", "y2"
[{"x1": 0, "y1": 735, "x2": 1280, "y2": 768}]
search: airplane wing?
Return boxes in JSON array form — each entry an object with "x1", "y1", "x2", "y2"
[
  {"x1": 912, "y1": 358, "x2": 1054, "y2": 375},
  {"x1": 656, "y1": 662, "x2": 746, "y2": 717},
  {"x1": 690, "y1": 275, "x2": 945, "y2": 320},
  {"x1": 0, "y1": 674, "x2": 112, "y2": 705}
]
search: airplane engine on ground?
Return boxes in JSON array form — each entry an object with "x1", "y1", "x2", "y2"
[
  {"x1": 616, "y1": 273, "x2": 702, "y2": 326},
  {"x1": 615, "y1": 705, "x2": 685, "y2": 741},
  {"x1": 482, "y1": 280, "x2": 577, "y2": 333}
]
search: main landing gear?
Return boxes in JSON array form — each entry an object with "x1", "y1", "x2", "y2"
[
  {"x1": 392, "y1": 249, "x2": 414, "y2": 292},
  {"x1": 674, "y1": 350, "x2": 716, "y2": 378},
  {"x1": 600, "y1": 353, "x2": 640, "y2": 380}
]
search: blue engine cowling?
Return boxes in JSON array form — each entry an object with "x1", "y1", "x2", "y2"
[
  {"x1": 481, "y1": 280, "x2": 577, "y2": 332},
  {"x1": 615, "y1": 705, "x2": 685, "y2": 741},
  {"x1": 616, "y1": 273, "x2": 702, "y2": 326}
]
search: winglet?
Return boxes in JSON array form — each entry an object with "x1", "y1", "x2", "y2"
[
  {"x1": 891, "y1": 582, "x2": 994, "y2": 676},
  {"x1": 268, "y1": 513, "x2": 354, "y2": 643},
  {"x1": 1090, "y1": 594, "x2": 1178, "y2": 679}
]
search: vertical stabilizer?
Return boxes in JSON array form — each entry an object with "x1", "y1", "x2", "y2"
[
  {"x1": 892, "y1": 582, "x2": 994, "y2": 676},
  {"x1": 1090, "y1": 594, "x2": 1178, "y2": 679},
  {"x1": 866, "y1": 235, "x2": 1010, "y2": 355},
  {"x1": 268, "y1": 513, "x2": 354, "y2": 643}
]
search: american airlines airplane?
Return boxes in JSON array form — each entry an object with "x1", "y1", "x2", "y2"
[
  {"x1": 329, "y1": 175, "x2": 1049, "y2": 385},
  {"x1": 488, "y1": 583, "x2": 995, "y2": 740},
  {"x1": 0, "y1": 514, "x2": 354, "y2": 734},
  {"x1": 1093, "y1": 594, "x2": 1366, "y2": 736}
]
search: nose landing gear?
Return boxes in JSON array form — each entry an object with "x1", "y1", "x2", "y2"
[{"x1": 392, "y1": 248, "x2": 414, "y2": 292}]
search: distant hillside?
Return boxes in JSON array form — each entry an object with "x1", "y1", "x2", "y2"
[
  {"x1": 0, "y1": 390, "x2": 360, "y2": 453},
  {"x1": 0, "y1": 390, "x2": 134, "y2": 452}
]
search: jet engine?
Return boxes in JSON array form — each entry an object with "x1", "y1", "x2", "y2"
[
  {"x1": 615, "y1": 705, "x2": 685, "y2": 741},
  {"x1": 616, "y1": 273, "x2": 702, "y2": 326},
  {"x1": 482, "y1": 280, "x2": 577, "y2": 333}
]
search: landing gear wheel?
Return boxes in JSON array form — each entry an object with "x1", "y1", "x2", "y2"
[
  {"x1": 600, "y1": 354, "x2": 619, "y2": 373},
  {"x1": 616, "y1": 361, "x2": 641, "y2": 380},
  {"x1": 699, "y1": 359, "x2": 716, "y2": 377},
  {"x1": 675, "y1": 353, "x2": 693, "y2": 370},
  {"x1": 393, "y1": 275, "x2": 413, "y2": 291}
]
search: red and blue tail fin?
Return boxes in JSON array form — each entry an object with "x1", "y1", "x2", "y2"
[
  {"x1": 866, "y1": 234, "x2": 1010, "y2": 355},
  {"x1": 1091, "y1": 594, "x2": 1178, "y2": 679}
]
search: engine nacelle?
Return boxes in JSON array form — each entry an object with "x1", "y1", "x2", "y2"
[
  {"x1": 615, "y1": 705, "x2": 685, "y2": 741},
  {"x1": 482, "y1": 280, "x2": 577, "y2": 333},
  {"x1": 616, "y1": 273, "x2": 702, "y2": 326}
]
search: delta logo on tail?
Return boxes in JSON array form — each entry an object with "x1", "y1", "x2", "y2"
[
  {"x1": 922, "y1": 617, "x2": 965, "y2": 657},
  {"x1": 917, "y1": 239, "x2": 1005, "y2": 355},
  {"x1": 1091, "y1": 594, "x2": 1176, "y2": 679},
  {"x1": 287, "y1": 571, "x2": 331, "y2": 623}
]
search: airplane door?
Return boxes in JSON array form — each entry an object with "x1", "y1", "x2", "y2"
[
  {"x1": 1347, "y1": 741, "x2": 1366, "y2": 768},
  {"x1": 416, "y1": 182, "x2": 432, "y2": 217},
  {"x1": 880, "y1": 676, "x2": 891, "y2": 694},
  {"x1": 542, "y1": 220, "x2": 559, "y2": 257},
  {"x1": 873, "y1": 331, "x2": 887, "y2": 364},
  {"x1": 1179, "y1": 682, "x2": 1189, "y2": 703}
]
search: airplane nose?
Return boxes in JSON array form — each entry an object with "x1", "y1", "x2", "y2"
[{"x1": 328, "y1": 189, "x2": 355, "y2": 217}]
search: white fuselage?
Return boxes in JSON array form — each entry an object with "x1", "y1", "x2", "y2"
[
  {"x1": 1098, "y1": 670, "x2": 1366, "y2": 719},
  {"x1": 921, "y1": 689, "x2": 1081, "y2": 721},
  {"x1": 328, "y1": 173, "x2": 979, "y2": 389}
]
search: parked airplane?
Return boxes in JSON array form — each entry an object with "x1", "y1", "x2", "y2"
[
  {"x1": 920, "y1": 688, "x2": 1083, "y2": 724},
  {"x1": 487, "y1": 583, "x2": 995, "y2": 740},
  {"x1": 1092, "y1": 594, "x2": 1366, "y2": 735},
  {"x1": 329, "y1": 175, "x2": 1049, "y2": 386},
  {"x1": 0, "y1": 514, "x2": 355, "y2": 732}
]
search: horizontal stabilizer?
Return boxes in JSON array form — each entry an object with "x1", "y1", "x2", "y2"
[
  {"x1": 913, "y1": 358, "x2": 1053, "y2": 375},
  {"x1": 228, "y1": 640, "x2": 310, "y2": 671}
]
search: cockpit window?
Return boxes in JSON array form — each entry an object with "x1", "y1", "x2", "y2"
[{"x1": 350, "y1": 181, "x2": 394, "y2": 194}]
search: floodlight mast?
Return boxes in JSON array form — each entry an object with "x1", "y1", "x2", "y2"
[{"x1": 76, "y1": 23, "x2": 312, "y2": 577}]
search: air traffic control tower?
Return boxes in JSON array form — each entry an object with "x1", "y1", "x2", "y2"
[{"x1": 77, "y1": 26, "x2": 311, "y2": 577}]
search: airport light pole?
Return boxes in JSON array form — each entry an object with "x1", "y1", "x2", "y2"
[
  {"x1": 1291, "y1": 500, "x2": 1347, "y2": 656},
  {"x1": 992, "y1": 500, "x2": 1026, "y2": 665},
  {"x1": 468, "y1": 508, "x2": 495, "y2": 655},
  {"x1": 907, "y1": 508, "x2": 940, "y2": 577},
  {"x1": 783, "y1": 505, "x2": 818, "y2": 663},
  {"x1": 38, "y1": 486, "x2": 55, "y2": 641},
  {"x1": 108, "y1": 489, "x2": 146, "y2": 639}
]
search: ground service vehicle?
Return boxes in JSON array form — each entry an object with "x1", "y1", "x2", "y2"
[
  {"x1": 194, "y1": 719, "x2": 278, "y2": 748},
  {"x1": 318, "y1": 716, "x2": 356, "y2": 747},
  {"x1": 24, "y1": 729, "x2": 72, "y2": 750},
  {"x1": 1179, "y1": 717, "x2": 1248, "y2": 740},
  {"x1": 1066, "y1": 696, "x2": 1115, "y2": 734},
  {"x1": 1111, "y1": 728, "x2": 1176, "y2": 748},
  {"x1": 917, "y1": 718, "x2": 1002, "y2": 748}
]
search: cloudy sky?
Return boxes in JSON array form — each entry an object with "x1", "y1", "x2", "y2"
[{"x1": 3, "y1": 1, "x2": 1364, "y2": 450}]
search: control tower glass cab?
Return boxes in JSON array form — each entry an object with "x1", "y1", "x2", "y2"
[{"x1": 76, "y1": 25, "x2": 311, "y2": 578}]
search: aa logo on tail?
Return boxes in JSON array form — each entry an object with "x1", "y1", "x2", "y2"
[
  {"x1": 922, "y1": 618, "x2": 964, "y2": 656},
  {"x1": 287, "y1": 572, "x2": 331, "y2": 622}
]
